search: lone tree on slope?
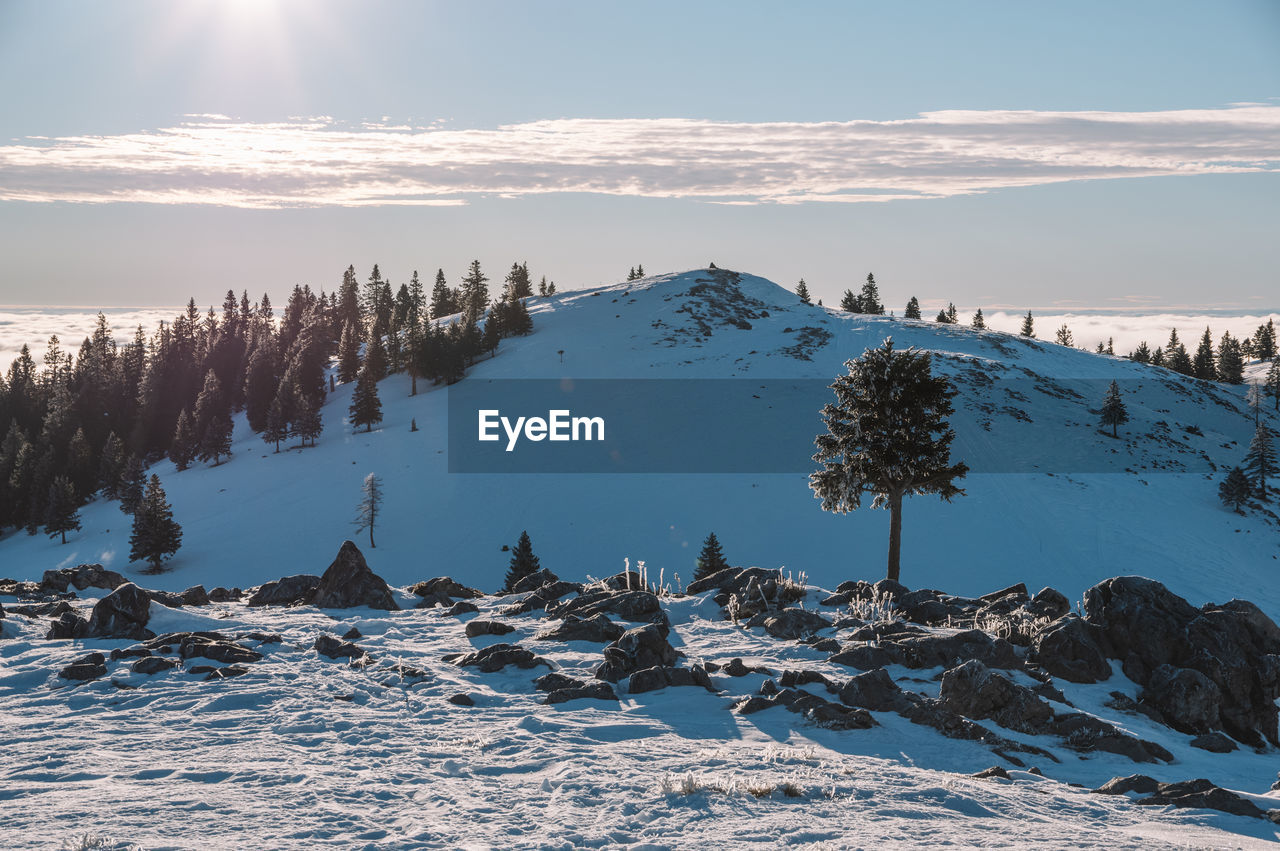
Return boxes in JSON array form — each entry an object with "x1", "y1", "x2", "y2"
[
  {"x1": 693, "y1": 532, "x2": 730, "y2": 581},
  {"x1": 795, "y1": 279, "x2": 812, "y2": 305},
  {"x1": 811, "y1": 338, "x2": 968, "y2": 583},
  {"x1": 1020, "y1": 311, "x2": 1035, "y2": 338},
  {"x1": 129, "y1": 474, "x2": 182, "y2": 572},
  {"x1": 352, "y1": 472, "x2": 383, "y2": 548},
  {"x1": 1099, "y1": 380, "x2": 1129, "y2": 438},
  {"x1": 504, "y1": 530, "x2": 541, "y2": 592},
  {"x1": 1244, "y1": 425, "x2": 1274, "y2": 500},
  {"x1": 1218, "y1": 466, "x2": 1252, "y2": 514}
]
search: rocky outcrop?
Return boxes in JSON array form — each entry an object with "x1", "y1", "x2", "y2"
[
  {"x1": 735, "y1": 685, "x2": 875, "y2": 731},
  {"x1": 939, "y1": 660, "x2": 1054, "y2": 734},
  {"x1": 86, "y1": 583, "x2": 153, "y2": 640},
  {"x1": 534, "y1": 673, "x2": 618, "y2": 704},
  {"x1": 410, "y1": 577, "x2": 484, "y2": 600},
  {"x1": 830, "y1": 628, "x2": 1020, "y2": 672},
  {"x1": 547, "y1": 589, "x2": 663, "y2": 623},
  {"x1": 454, "y1": 643, "x2": 550, "y2": 673},
  {"x1": 314, "y1": 635, "x2": 368, "y2": 661},
  {"x1": 246, "y1": 574, "x2": 321, "y2": 607},
  {"x1": 747, "y1": 607, "x2": 831, "y2": 640},
  {"x1": 58, "y1": 652, "x2": 107, "y2": 681},
  {"x1": 41, "y1": 564, "x2": 127, "y2": 594},
  {"x1": 1135, "y1": 779, "x2": 1272, "y2": 820},
  {"x1": 1143, "y1": 664, "x2": 1222, "y2": 734},
  {"x1": 46, "y1": 611, "x2": 88, "y2": 640},
  {"x1": 1029, "y1": 615, "x2": 1111, "y2": 684},
  {"x1": 441, "y1": 600, "x2": 479, "y2": 617},
  {"x1": 133, "y1": 656, "x2": 178, "y2": 675},
  {"x1": 311, "y1": 541, "x2": 398, "y2": 610},
  {"x1": 536, "y1": 613, "x2": 624, "y2": 643},
  {"x1": 596, "y1": 624, "x2": 678, "y2": 683},
  {"x1": 707, "y1": 658, "x2": 772, "y2": 677},
  {"x1": 627, "y1": 664, "x2": 716, "y2": 694}
]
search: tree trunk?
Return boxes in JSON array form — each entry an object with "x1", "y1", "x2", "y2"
[
  {"x1": 886, "y1": 490, "x2": 903, "y2": 583},
  {"x1": 369, "y1": 525, "x2": 376, "y2": 549},
  {"x1": 411, "y1": 372, "x2": 417, "y2": 397},
  {"x1": 1112, "y1": 422, "x2": 1117, "y2": 438}
]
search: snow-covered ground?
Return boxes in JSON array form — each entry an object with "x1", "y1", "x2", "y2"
[{"x1": 2, "y1": 582, "x2": 1279, "y2": 849}]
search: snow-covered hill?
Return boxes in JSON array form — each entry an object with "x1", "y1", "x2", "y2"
[{"x1": 0, "y1": 267, "x2": 1276, "y2": 618}]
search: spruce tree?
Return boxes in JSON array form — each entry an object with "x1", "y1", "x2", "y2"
[
  {"x1": 1243, "y1": 425, "x2": 1274, "y2": 500},
  {"x1": 1130, "y1": 341, "x2": 1152, "y2": 363},
  {"x1": 1099, "y1": 380, "x2": 1129, "y2": 438},
  {"x1": 693, "y1": 532, "x2": 730, "y2": 581},
  {"x1": 840, "y1": 289, "x2": 861, "y2": 312},
  {"x1": 904, "y1": 297, "x2": 922, "y2": 320},
  {"x1": 243, "y1": 336, "x2": 280, "y2": 433},
  {"x1": 859, "y1": 273, "x2": 884, "y2": 315},
  {"x1": 170, "y1": 408, "x2": 197, "y2": 471},
  {"x1": 1165, "y1": 329, "x2": 1193, "y2": 375},
  {"x1": 44, "y1": 475, "x2": 81, "y2": 544},
  {"x1": 1218, "y1": 466, "x2": 1252, "y2": 514},
  {"x1": 1193, "y1": 327, "x2": 1217, "y2": 380},
  {"x1": 1216, "y1": 332, "x2": 1244, "y2": 384},
  {"x1": 503, "y1": 530, "x2": 541, "y2": 592},
  {"x1": 635, "y1": 264, "x2": 644, "y2": 278},
  {"x1": 1252, "y1": 318, "x2": 1276, "y2": 361},
  {"x1": 460, "y1": 260, "x2": 490, "y2": 318},
  {"x1": 264, "y1": 395, "x2": 288, "y2": 452},
  {"x1": 430, "y1": 268, "x2": 455, "y2": 319},
  {"x1": 337, "y1": 320, "x2": 361, "y2": 383},
  {"x1": 349, "y1": 360, "x2": 383, "y2": 433},
  {"x1": 796, "y1": 279, "x2": 812, "y2": 305},
  {"x1": 481, "y1": 310, "x2": 502, "y2": 357},
  {"x1": 363, "y1": 329, "x2": 388, "y2": 381},
  {"x1": 935, "y1": 309, "x2": 949, "y2": 323},
  {"x1": 97, "y1": 431, "x2": 125, "y2": 499},
  {"x1": 291, "y1": 392, "x2": 323, "y2": 447},
  {"x1": 811, "y1": 338, "x2": 968, "y2": 582},
  {"x1": 65, "y1": 427, "x2": 94, "y2": 498},
  {"x1": 1020, "y1": 311, "x2": 1035, "y2": 338},
  {"x1": 971, "y1": 309, "x2": 985, "y2": 329},
  {"x1": 129, "y1": 473, "x2": 182, "y2": 572},
  {"x1": 945, "y1": 303, "x2": 958, "y2": 324},
  {"x1": 1267, "y1": 359, "x2": 1280, "y2": 411},
  {"x1": 194, "y1": 370, "x2": 233, "y2": 465},
  {"x1": 1055, "y1": 324, "x2": 1074, "y2": 347},
  {"x1": 119, "y1": 455, "x2": 146, "y2": 515},
  {"x1": 352, "y1": 472, "x2": 383, "y2": 548}
]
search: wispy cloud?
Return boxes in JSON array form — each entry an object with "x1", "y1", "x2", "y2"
[{"x1": 1, "y1": 106, "x2": 1278, "y2": 208}]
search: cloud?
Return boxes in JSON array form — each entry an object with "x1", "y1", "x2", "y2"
[
  {"x1": 0, "y1": 307, "x2": 181, "y2": 373},
  {"x1": 969, "y1": 310, "x2": 1278, "y2": 354},
  {"x1": 0, "y1": 106, "x2": 1277, "y2": 208}
]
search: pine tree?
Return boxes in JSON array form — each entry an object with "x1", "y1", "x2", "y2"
[
  {"x1": 1193, "y1": 327, "x2": 1217, "y2": 380},
  {"x1": 264, "y1": 395, "x2": 288, "y2": 452},
  {"x1": 1217, "y1": 332, "x2": 1244, "y2": 384},
  {"x1": 97, "y1": 431, "x2": 125, "y2": 499},
  {"x1": 1099, "y1": 380, "x2": 1129, "y2": 438},
  {"x1": 65, "y1": 427, "x2": 94, "y2": 498},
  {"x1": 627, "y1": 266, "x2": 637, "y2": 282},
  {"x1": 1020, "y1": 311, "x2": 1035, "y2": 338},
  {"x1": 859, "y1": 273, "x2": 884, "y2": 315},
  {"x1": 119, "y1": 455, "x2": 146, "y2": 514},
  {"x1": 429, "y1": 268, "x2": 455, "y2": 319},
  {"x1": 243, "y1": 336, "x2": 280, "y2": 433},
  {"x1": 1129, "y1": 341, "x2": 1152, "y2": 363},
  {"x1": 129, "y1": 473, "x2": 182, "y2": 572},
  {"x1": 635, "y1": 264, "x2": 644, "y2": 278},
  {"x1": 1252, "y1": 318, "x2": 1277, "y2": 361},
  {"x1": 840, "y1": 289, "x2": 861, "y2": 313},
  {"x1": 1218, "y1": 466, "x2": 1252, "y2": 514},
  {"x1": 363, "y1": 329, "x2": 387, "y2": 381},
  {"x1": 503, "y1": 530, "x2": 541, "y2": 592},
  {"x1": 1055, "y1": 324, "x2": 1074, "y2": 347},
  {"x1": 904, "y1": 297, "x2": 922, "y2": 320},
  {"x1": 291, "y1": 392, "x2": 323, "y2": 447},
  {"x1": 504, "y1": 261, "x2": 533, "y2": 300},
  {"x1": 796, "y1": 279, "x2": 812, "y2": 305},
  {"x1": 811, "y1": 338, "x2": 968, "y2": 582},
  {"x1": 945, "y1": 303, "x2": 958, "y2": 324},
  {"x1": 352, "y1": 472, "x2": 383, "y2": 548},
  {"x1": 971, "y1": 309, "x2": 985, "y2": 329},
  {"x1": 350, "y1": 360, "x2": 383, "y2": 433},
  {"x1": 460, "y1": 260, "x2": 490, "y2": 318},
  {"x1": 693, "y1": 532, "x2": 730, "y2": 581},
  {"x1": 44, "y1": 474, "x2": 81, "y2": 544},
  {"x1": 170, "y1": 408, "x2": 197, "y2": 471},
  {"x1": 935, "y1": 309, "x2": 949, "y2": 323},
  {"x1": 1243, "y1": 425, "x2": 1274, "y2": 500},
  {"x1": 1165, "y1": 329, "x2": 1193, "y2": 375},
  {"x1": 538, "y1": 276, "x2": 549, "y2": 296},
  {"x1": 1267, "y1": 359, "x2": 1280, "y2": 411},
  {"x1": 337, "y1": 264, "x2": 361, "y2": 335},
  {"x1": 337, "y1": 320, "x2": 361, "y2": 383},
  {"x1": 193, "y1": 370, "x2": 233, "y2": 465},
  {"x1": 481, "y1": 309, "x2": 502, "y2": 357}
]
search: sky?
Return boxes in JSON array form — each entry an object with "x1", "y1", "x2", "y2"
[{"x1": 0, "y1": 0, "x2": 1277, "y2": 310}]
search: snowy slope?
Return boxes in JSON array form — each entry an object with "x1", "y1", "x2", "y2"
[{"x1": 0, "y1": 268, "x2": 1276, "y2": 620}]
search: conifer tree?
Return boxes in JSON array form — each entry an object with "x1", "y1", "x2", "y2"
[
  {"x1": 1165, "y1": 329, "x2": 1193, "y2": 375},
  {"x1": 129, "y1": 473, "x2": 182, "y2": 572},
  {"x1": 337, "y1": 320, "x2": 361, "y2": 383},
  {"x1": 503, "y1": 530, "x2": 541, "y2": 592},
  {"x1": 481, "y1": 310, "x2": 502, "y2": 357},
  {"x1": 945, "y1": 303, "x2": 958, "y2": 324},
  {"x1": 811, "y1": 338, "x2": 968, "y2": 582},
  {"x1": 1020, "y1": 311, "x2": 1035, "y2": 338},
  {"x1": 97, "y1": 431, "x2": 125, "y2": 499},
  {"x1": 170, "y1": 408, "x2": 197, "y2": 471},
  {"x1": 350, "y1": 360, "x2": 383, "y2": 433},
  {"x1": 352, "y1": 472, "x2": 383, "y2": 548},
  {"x1": 538, "y1": 276, "x2": 549, "y2": 296},
  {"x1": 840, "y1": 289, "x2": 861, "y2": 312},
  {"x1": 904, "y1": 297, "x2": 922, "y2": 320},
  {"x1": 1243, "y1": 425, "x2": 1274, "y2": 500},
  {"x1": 1218, "y1": 466, "x2": 1252, "y2": 514},
  {"x1": 243, "y1": 336, "x2": 280, "y2": 433},
  {"x1": 693, "y1": 532, "x2": 730, "y2": 581},
  {"x1": 635, "y1": 264, "x2": 644, "y2": 278},
  {"x1": 504, "y1": 261, "x2": 533, "y2": 300},
  {"x1": 1055, "y1": 324, "x2": 1074, "y2": 347},
  {"x1": 971, "y1": 309, "x2": 985, "y2": 329},
  {"x1": 44, "y1": 474, "x2": 81, "y2": 544},
  {"x1": 859, "y1": 273, "x2": 884, "y2": 315},
  {"x1": 264, "y1": 395, "x2": 288, "y2": 452},
  {"x1": 1129, "y1": 341, "x2": 1152, "y2": 363},
  {"x1": 460, "y1": 260, "x2": 490, "y2": 318},
  {"x1": 1099, "y1": 380, "x2": 1129, "y2": 438},
  {"x1": 291, "y1": 392, "x2": 323, "y2": 447},
  {"x1": 796, "y1": 279, "x2": 812, "y2": 305},
  {"x1": 337, "y1": 264, "x2": 361, "y2": 335},
  {"x1": 1267, "y1": 359, "x2": 1280, "y2": 411},
  {"x1": 65, "y1": 427, "x2": 94, "y2": 498},
  {"x1": 194, "y1": 370, "x2": 232, "y2": 465},
  {"x1": 119, "y1": 455, "x2": 146, "y2": 514},
  {"x1": 1252, "y1": 318, "x2": 1277, "y2": 361},
  {"x1": 429, "y1": 268, "x2": 455, "y2": 319},
  {"x1": 1217, "y1": 332, "x2": 1244, "y2": 384},
  {"x1": 363, "y1": 328, "x2": 388, "y2": 381},
  {"x1": 1193, "y1": 327, "x2": 1217, "y2": 380},
  {"x1": 935, "y1": 309, "x2": 949, "y2": 323}
]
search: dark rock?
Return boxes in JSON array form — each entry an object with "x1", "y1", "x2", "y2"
[
  {"x1": 687, "y1": 566, "x2": 780, "y2": 596},
  {"x1": 1103, "y1": 691, "x2": 1165, "y2": 723},
  {"x1": 534, "y1": 672, "x2": 583, "y2": 692},
  {"x1": 59, "y1": 652, "x2": 107, "y2": 681},
  {"x1": 204, "y1": 665, "x2": 249, "y2": 681},
  {"x1": 239, "y1": 632, "x2": 283, "y2": 644},
  {"x1": 778, "y1": 669, "x2": 838, "y2": 692},
  {"x1": 804, "y1": 637, "x2": 841, "y2": 653},
  {"x1": 709, "y1": 658, "x2": 772, "y2": 677},
  {"x1": 343, "y1": 627, "x2": 362, "y2": 640},
  {"x1": 179, "y1": 586, "x2": 211, "y2": 606},
  {"x1": 980, "y1": 583, "x2": 1028, "y2": 603},
  {"x1": 42, "y1": 564, "x2": 127, "y2": 594},
  {"x1": 45, "y1": 611, "x2": 89, "y2": 640},
  {"x1": 872, "y1": 578, "x2": 909, "y2": 600},
  {"x1": 1028, "y1": 587, "x2": 1071, "y2": 620},
  {"x1": 179, "y1": 636, "x2": 262, "y2": 664},
  {"x1": 1142, "y1": 664, "x2": 1222, "y2": 733},
  {"x1": 509, "y1": 568, "x2": 561, "y2": 594},
  {"x1": 627, "y1": 664, "x2": 716, "y2": 694},
  {"x1": 546, "y1": 682, "x2": 619, "y2": 704},
  {"x1": 110, "y1": 645, "x2": 151, "y2": 661},
  {"x1": 86, "y1": 582, "x2": 154, "y2": 640},
  {"x1": 828, "y1": 644, "x2": 896, "y2": 671},
  {"x1": 1190, "y1": 732, "x2": 1238, "y2": 753},
  {"x1": 314, "y1": 634, "x2": 368, "y2": 661},
  {"x1": 1029, "y1": 615, "x2": 1111, "y2": 684},
  {"x1": 820, "y1": 592, "x2": 852, "y2": 607},
  {"x1": 1092, "y1": 774, "x2": 1160, "y2": 796},
  {"x1": 598, "y1": 570, "x2": 654, "y2": 593},
  {"x1": 414, "y1": 591, "x2": 453, "y2": 609},
  {"x1": 386, "y1": 663, "x2": 430, "y2": 681},
  {"x1": 410, "y1": 577, "x2": 484, "y2": 599},
  {"x1": 465, "y1": 620, "x2": 515, "y2": 638},
  {"x1": 748, "y1": 607, "x2": 831, "y2": 640},
  {"x1": 145, "y1": 589, "x2": 186, "y2": 608},
  {"x1": 246, "y1": 574, "x2": 320, "y2": 607},
  {"x1": 448, "y1": 693, "x2": 475, "y2": 706},
  {"x1": 596, "y1": 624, "x2": 678, "y2": 682},
  {"x1": 839, "y1": 668, "x2": 913, "y2": 713},
  {"x1": 311, "y1": 541, "x2": 398, "y2": 610},
  {"x1": 207, "y1": 587, "x2": 242, "y2": 602},
  {"x1": 502, "y1": 581, "x2": 582, "y2": 615},
  {"x1": 536, "y1": 613, "x2": 624, "y2": 643},
  {"x1": 845, "y1": 621, "x2": 924, "y2": 643},
  {"x1": 1050, "y1": 713, "x2": 1172, "y2": 763},
  {"x1": 442, "y1": 600, "x2": 480, "y2": 617},
  {"x1": 973, "y1": 766, "x2": 1011, "y2": 781},
  {"x1": 548, "y1": 589, "x2": 662, "y2": 622},
  {"x1": 454, "y1": 642, "x2": 550, "y2": 673},
  {"x1": 1136, "y1": 778, "x2": 1266, "y2": 819},
  {"x1": 733, "y1": 687, "x2": 875, "y2": 730},
  {"x1": 939, "y1": 660, "x2": 1054, "y2": 734},
  {"x1": 132, "y1": 656, "x2": 177, "y2": 675},
  {"x1": 0, "y1": 579, "x2": 42, "y2": 596},
  {"x1": 837, "y1": 629, "x2": 1020, "y2": 672}
]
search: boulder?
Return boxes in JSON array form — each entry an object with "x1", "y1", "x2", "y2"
[
  {"x1": 179, "y1": 586, "x2": 211, "y2": 606},
  {"x1": 1136, "y1": 778, "x2": 1267, "y2": 819},
  {"x1": 1050, "y1": 713, "x2": 1172, "y2": 763},
  {"x1": 454, "y1": 642, "x2": 550, "y2": 673},
  {"x1": 1190, "y1": 732, "x2": 1238, "y2": 753},
  {"x1": 598, "y1": 570, "x2": 654, "y2": 593},
  {"x1": 1092, "y1": 774, "x2": 1160, "y2": 796},
  {"x1": 939, "y1": 660, "x2": 1054, "y2": 734},
  {"x1": 536, "y1": 613, "x2": 625, "y2": 643},
  {"x1": 980, "y1": 583, "x2": 1028, "y2": 603},
  {"x1": 534, "y1": 672, "x2": 583, "y2": 692},
  {"x1": 207, "y1": 587, "x2": 242, "y2": 602},
  {"x1": 778, "y1": 669, "x2": 839, "y2": 692},
  {"x1": 502, "y1": 582, "x2": 582, "y2": 615},
  {"x1": 545, "y1": 681, "x2": 619, "y2": 704},
  {"x1": 627, "y1": 664, "x2": 716, "y2": 694},
  {"x1": 45, "y1": 611, "x2": 88, "y2": 640},
  {"x1": 1142, "y1": 665, "x2": 1222, "y2": 733},
  {"x1": 548, "y1": 589, "x2": 662, "y2": 622},
  {"x1": 448, "y1": 693, "x2": 475, "y2": 707},
  {"x1": 973, "y1": 766, "x2": 1011, "y2": 781},
  {"x1": 133, "y1": 656, "x2": 177, "y2": 675},
  {"x1": 110, "y1": 645, "x2": 151, "y2": 661},
  {"x1": 178, "y1": 636, "x2": 263, "y2": 665},
  {"x1": 596, "y1": 624, "x2": 678, "y2": 682},
  {"x1": 839, "y1": 668, "x2": 913, "y2": 713},
  {"x1": 465, "y1": 620, "x2": 515, "y2": 638},
  {"x1": 840, "y1": 629, "x2": 1020, "y2": 672},
  {"x1": 1027, "y1": 587, "x2": 1071, "y2": 620},
  {"x1": 410, "y1": 577, "x2": 484, "y2": 599},
  {"x1": 58, "y1": 652, "x2": 107, "y2": 681},
  {"x1": 442, "y1": 600, "x2": 480, "y2": 617},
  {"x1": 246, "y1": 574, "x2": 320, "y2": 607},
  {"x1": 1029, "y1": 615, "x2": 1112, "y2": 684},
  {"x1": 733, "y1": 687, "x2": 875, "y2": 731},
  {"x1": 748, "y1": 607, "x2": 832, "y2": 640},
  {"x1": 145, "y1": 589, "x2": 186, "y2": 608},
  {"x1": 311, "y1": 541, "x2": 398, "y2": 610},
  {"x1": 42, "y1": 564, "x2": 127, "y2": 594},
  {"x1": 86, "y1": 582, "x2": 154, "y2": 640},
  {"x1": 686, "y1": 566, "x2": 780, "y2": 596},
  {"x1": 203, "y1": 665, "x2": 249, "y2": 681},
  {"x1": 509, "y1": 568, "x2": 561, "y2": 594},
  {"x1": 314, "y1": 634, "x2": 368, "y2": 661},
  {"x1": 710, "y1": 658, "x2": 772, "y2": 677}
]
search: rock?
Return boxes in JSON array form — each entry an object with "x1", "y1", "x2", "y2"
[
  {"x1": 711, "y1": 658, "x2": 771, "y2": 677},
  {"x1": 86, "y1": 582, "x2": 154, "y2": 640},
  {"x1": 548, "y1": 589, "x2": 662, "y2": 622},
  {"x1": 465, "y1": 620, "x2": 515, "y2": 638},
  {"x1": 1050, "y1": 713, "x2": 1172, "y2": 763},
  {"x1": 59, "y1": 652, "x2": 107, "y2": 681},
  {"x1": 598, "y1": 570, "x2": 654, "y2": 593},
  {"x1": 939, "y1": 660, "x2": 1055, "y2": 734},
  {"x1": 686, "y1": 566, "x2": 781, "y2": 596},
  {"x1": 1142, "y1": 664, "x2": 1222, "y2": 733},
  {"x1": 733, "y1": 687, "x2": 875, "y2": 731},
  {"x1": 42, "y1": 564, "x2": 127, "y2": 594},
  {"x1": 178, "y1": 636, "x2": 263, "y2": 665},
  {"x1": 832, "y1": 629, "x2": 1020, "y2": 673},
  {"x1": 536, "y1": 613, "x2": 624, "y2": 643},
  {"x1": 748, "y1": 607, "x2": 832, "y2": 640},
  {"x1": 1092, "y1": 774, "x2": 1160, "y2": 796},
  {"x1": 132, "y1": 656, "x2": 177, "y2": 675},
  {"x1": 343, "y1": 627, "x2": 362, "y2": 640},
  {"x1": 410, "y1": 577, "x2": 484, "y2": 599},
  {"x1": 110, "y1": 645, "x2": 151, "y2": 661},
  {"x1": 207, "y1": 587, "x2": 242, "y2": 602},
  {"x1": 828, "y1": 644, "x2": 896, "y2": 671},
  {"x1": 1029, "y1": 615, "x2": 1111, "y2": 684},
  {"x1": 442, "y1": 600, "x2": 480, "y2": 617},
  {"x1": 314, "y1": 635, "x2": 368, "y2": 661},
  {"x1": 839, "y1": 668, "x2": 913, "y2": 713},
  {"x1": 145, "y1": 589, "x2": 186, "y2": 608},
  {"x1": 546, "y1": 682, "x2": 619, "y2": 704},
  {"x1": 1103, "y1": 691, "x2": 1164, "y2": 724},
  {"x1": 1028, "y1": 587, "x2": 1071, "y2": 620},
  {"x1": 448, "y1": 693, "x2": 475, "y2": 706},
  {"x1": 509, "y1": 568, "x2": 561, "y2": 594},
  {"x1": 596, "y1": 624, "x2": 678, "y2": 682},
  {"x1": 179, "y1": 586, "x2": 211, "y2": 606},
  {"x1": 203, "y1": 665, "x2": 249, "y2": 681},
  {"x1": 534, "y1": 672, "x2": 583, "y2": 692},
  {"x1": 246, "y1": 574, "x2": 321, "y2": 607},
  {"x1": 1190, "y1": 732, "x2": 1238, "y2": 753},
  {"x1": 45, "y1": 611, "x2": 89, "y2": 640},
  {"x1": 454, "y1": 642, "x2": 550, "y2": 673},
  {"x1": 1136, "y1": 778, "x2": 1266, "y2": 819},
  {"x1": 973, "y1": 766, "x2": 1011, "y2": 781},
  {"x1": 502, "y1": 582, "x2": 582, "y2": 615},
  {"x1": 980, "y1": 583, "x2": 1028, "y2": 603},
  {"x1": 311, "y1": 541, "x2": 398, "y2": 610},
  {"x1": 627, "y1": 664, "x2": 716, "y2": 694},
  {"x1": 778, "y1": 669, "x2": 838, "y2": 692},
  {"x1": 872, "y1": 578, "x2": 909, "y2": 600},
  {"x1": 414, "y1": 591, "x2": 453, "y2": 609}
]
